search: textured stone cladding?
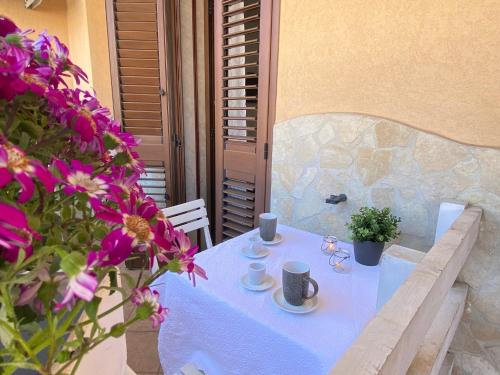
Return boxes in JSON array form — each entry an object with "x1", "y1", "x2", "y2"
[{"x1": 271, "y1": 113, "x2": 500, "y2": 374}]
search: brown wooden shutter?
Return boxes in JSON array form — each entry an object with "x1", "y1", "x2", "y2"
[
  {"x1": 106, "y1": 0, "x2": 175, "y2": 208},
  {"x1": 214, "y1": 0, "x2": 273, "y2": 242}
]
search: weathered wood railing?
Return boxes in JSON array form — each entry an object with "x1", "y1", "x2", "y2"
[{"x1": 330, "y1": 207, "x2": 482, "y2": 375}]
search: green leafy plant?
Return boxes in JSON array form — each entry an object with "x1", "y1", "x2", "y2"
[{"x1": 346, "y1": 207, "x2": 401, "y2": 243}]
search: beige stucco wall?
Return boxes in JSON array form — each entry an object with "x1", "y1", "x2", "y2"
[
  {"x1": 1, "y1": 0, "x2": 69, "y2": 46},
  {"x1": 276, "y1": 0, "x2": 500, "y2": 147},
  {"x1": 65, "y1": 0, "x2": 113, "y2": 110},
  {"x1": 0, "y1": 0, "x2": 112, "y2": 110}
]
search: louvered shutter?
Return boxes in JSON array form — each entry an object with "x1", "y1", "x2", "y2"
[
  {"x1": 107, "y1": 0, "x2": 173, "y2": 208},
  {"x1": 214, "y1": 0, "x2": 273, "y2": 242}
]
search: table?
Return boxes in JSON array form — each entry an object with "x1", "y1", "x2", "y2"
[{"x1": 156, "y1": 224, "x2": 380, "y2": 375}]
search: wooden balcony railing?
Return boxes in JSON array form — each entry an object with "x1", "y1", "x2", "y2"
[{"x1": 330, "y1": 207, "x2": 482, "y2": 375}]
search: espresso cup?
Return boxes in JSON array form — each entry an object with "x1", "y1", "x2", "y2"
[
  {"x1": 259, "y1": 213, "x2": 277, "y2": 241},
  {"x1": 248, "y1": 236, "x2": 262, "y2": 255},
  {"x1": 248, "y1": 262, "x2": 266, "y2": 285},
  {"x1": 282, "y1": 261, "x2": 319, "y2": 306}
]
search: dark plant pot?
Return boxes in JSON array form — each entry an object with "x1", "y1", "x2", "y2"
[
  {"x1": 353, "y1": 241, "x2": 385, "y2": 266},
  {"x1": 125, "y1": 251, "x2": 147, "y2": 270}
]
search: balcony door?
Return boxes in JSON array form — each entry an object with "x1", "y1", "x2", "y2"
[
  {"x1": 106, "y1": 0, "x2": 184, "y2": 207},
  {"x1": 213, "y1": 0, "x2": 279, "y2": 242}
]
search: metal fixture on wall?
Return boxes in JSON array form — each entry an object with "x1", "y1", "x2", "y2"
[
  {"x1": 24, "y1": 0, "x2": 43, "y2": 9},
  {"x1": 326, "y1": 194, "x2": 347, "y2": 204}
]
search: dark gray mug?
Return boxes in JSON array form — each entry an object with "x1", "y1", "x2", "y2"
[
  {"x1": 282, "y1": 261, "x2": 319, "y2": 306},
  {"x1": 259, "y1": 212, "x2": 277, "y2": 241}
]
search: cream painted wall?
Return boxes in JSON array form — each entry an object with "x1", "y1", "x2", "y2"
[
  {"x1": 66, "y1": 0, "x2": 92, "y2": 89},
  {"x1": 67, "y1": 0, "x2": 113, "y2": 110},
  {"x1": 276, "y1": 0, "x2": 500, "y2": 147},
  {"x1": 85, "y1": 0, "x2": 113, "y2": 111},
  {"x1": 0, "y1": 0, "x2": 69, "y2": 46}
]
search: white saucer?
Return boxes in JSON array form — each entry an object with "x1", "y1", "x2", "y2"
[
  {"x1": 241, "y1": 246, "x2": 270, "y2": 259},
  {"x1": 240, "y1": 274, "x2": 275, "y2": 292},
  {"x1": 252, "y1": 233, "x2": 283, "y2": 246},
  {"x1": 272, "y1": 287, "x2": 319, "y2": 314}
]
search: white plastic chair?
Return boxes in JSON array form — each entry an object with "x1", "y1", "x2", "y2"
[{"x1": 152, "y1": 199, "x2": 212, "y2": 273}]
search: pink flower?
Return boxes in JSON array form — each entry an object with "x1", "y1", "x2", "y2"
[
  {"x1": 0, "y1": 143, "x2": 56, "y2": 203},
  {"x1": 131, "y1": 287, "x2": 168, "y2": 328},
  {"x1": 95, "y1": 191, "x2": 159, "y2": 268},
  {"x1": 54, "y1": 159, "x2": 110, "y2": 201},
  {"x1": 18, "y1": 66, "x2": 51, "y2": 96},
  {"x1": 56, "y1": 89, "x2": 109, "y2": 142},
  {"x1": 97, "y1": 191, "x2": 158, "y2": 247},
  {"x1": 0, "y1": 202, "x2": 40, "y2": 262},
  {"x1": 153, "y1": 223, "x2": 206, "y2": 284},
  {"x1": 0, "y1": 17, "x2": 19, "y2": 37},
  {"x1": 56, "y1": 254, "x2": 98, "y2": 310},
  {"x1": 94, "y1": 228, "x2": 135, "y2": 266},
  {"x1": 16, "y1": 268, "x2": 52, "y2": 306},
  {"x1": 108, "y1": 166, "x2": 140, "y2": 197},
  {"x1": 171, "y1": 230, "x2": 207, "y2": 285},
  {"x1": 104, "y1": 121, "x2": 140, "y2": 152},
  {"x1": 32, "y1": 32, "x2": 87, "y2": 87}
]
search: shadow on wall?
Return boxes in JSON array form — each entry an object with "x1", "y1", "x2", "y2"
[{"x1": 270, "y1": 113, "x2": 500, "y2": 374}]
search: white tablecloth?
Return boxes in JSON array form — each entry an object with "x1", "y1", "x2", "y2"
[{"x1": 156, "y1": 225, "x2": 380, "y2": 375}]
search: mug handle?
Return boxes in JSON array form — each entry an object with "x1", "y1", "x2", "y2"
[{"x1": 304, "y1": 276, "x2": 319, "y2": 299}]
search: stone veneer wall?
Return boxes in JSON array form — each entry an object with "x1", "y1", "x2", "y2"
[{"x1": 270, "y1": 113, "x2": 500, "y2": 374}]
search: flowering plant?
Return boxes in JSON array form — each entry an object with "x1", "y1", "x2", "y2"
[{"x1": 0, "y1": 17, "x2": 206, "y2": 374}]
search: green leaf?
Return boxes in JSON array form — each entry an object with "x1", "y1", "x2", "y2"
[
  {"x1": 0, "y1": 303, "x2": 13, "y2": 347},
  {"x1": 84, "y1": 296, "x2": 102, "y2": 324},
  {"x1": 109, "y1": 323, "x2": 126, "y2": 338},
  {"x1": 135, "y1": 304, "x2": 152, "y2": 320},
  {"x1": 18, "y1": 132, "x2": 29, "y2": 149},
  {"x1": 61, "y1": 205, "x2": 72, "y2": 221},
  {"x1": 60, "y1": 252, "x2": 86, "y2": 277},
  {"x1": 121, "y1": 272, "x2": 136, "y2": 290},
  {"x1": 55, "y1": 350, "x2": 71, "y2": 364},
  {"x1": 112, "y1": 152, "x2": 130, "y2": 166},
  {"x1": 27, "y1": 215, "x2": 40, "y2": 231},
  {"x1": 13, "y1": 305, "x2": 37, "y2": 325},
  {"x1": 103, "y1": 133, "x2": 120, "y2": 150},
  {"x1": 37, "y1": 282, "x2": 57, "y2": 306},
  {"x1": 108, "y1": 270, "x2": 117, "y2": 295},
  {"x1": 167, "y1": 259, "x2": 181, "y2": 273},
  {"x1": 18, "y1": 119, "x2": 43, "y2": 139}
]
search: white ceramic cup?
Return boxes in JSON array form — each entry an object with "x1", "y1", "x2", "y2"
[
  {"x1": 247, "y1": 262, "x2": 266, "y2": 285},
  {"x1": 248, "y1": 236, "x2": 262, "y2": 255}
]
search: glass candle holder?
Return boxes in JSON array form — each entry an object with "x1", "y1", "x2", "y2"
[
  {"x1": 329, "y1": 248, "x2": 352, "y2": 274},
  {"x1": 321, "y1": 235, "x2": 338, "y2": 255}
]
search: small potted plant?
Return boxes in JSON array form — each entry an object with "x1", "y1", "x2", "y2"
[{"x1": 346, "y1": 207, "x2": 401, "y2": 266}]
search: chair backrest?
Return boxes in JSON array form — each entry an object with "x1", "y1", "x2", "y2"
[
  {"x1": 162, "y1": 198, "x2": 213, "y2": 248},
  {"x1": 434, "y1": 201, "x2": 467, "y2": 244},
  {"x1": 152, "y1": 199, "x2": 212, "y2": 273}
]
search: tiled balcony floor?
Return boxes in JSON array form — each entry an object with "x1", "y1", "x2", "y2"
[{"x1": 122, "y1": 269, "x2": 163, "y2": 375}]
